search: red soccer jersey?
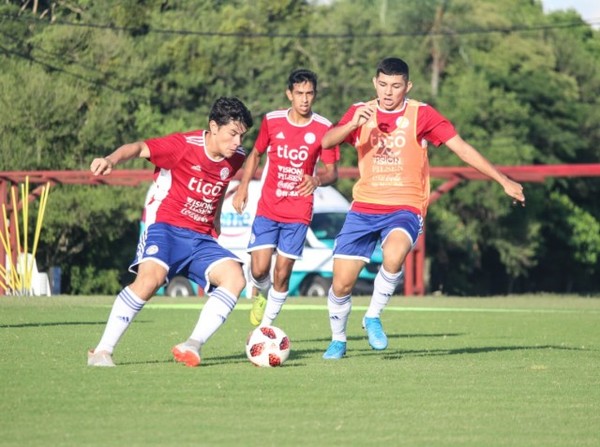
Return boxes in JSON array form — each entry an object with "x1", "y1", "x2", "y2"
[
  {"x1": 254, "y1": 109, "x2": 340, "y2": 224},
  {"x1": 143, "y1": 130, "x2": 246, "y2": 235}
]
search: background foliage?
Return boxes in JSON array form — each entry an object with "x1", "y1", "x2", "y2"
[{"x1": 1, "y1": 0, "x2": 599, "y2": 295}]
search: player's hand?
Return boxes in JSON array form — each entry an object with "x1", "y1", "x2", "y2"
[
  {"x1": 232, "y1": 190, "x2": 247, "y2": 214},
  {"x1": 351, "y1": 100, "x2": 377, "y2": 128},
  {"x1": 90, "y1": 157, "x2": 114, "y2": 176},
  {"x1": 504, "y1": 179, "x2": 526, "y2": 207},
  {"x1": 297, "y1": 175, "x2": 321, "y2": 196}
]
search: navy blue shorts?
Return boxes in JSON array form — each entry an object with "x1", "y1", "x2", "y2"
[
  {"x1": 333, "y1": 210, "x2": 423, "y2": 262},
  {"x1": 131, "y1": 222, "x2": 242, "y2": 293},
  {"x1": 247, "y1": 216, "x2": 308, "y2": 260}
]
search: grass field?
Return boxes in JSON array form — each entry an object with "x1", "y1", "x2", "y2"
[{"x1": 1, "y1": 294, "x2": 599, "y2": 447}]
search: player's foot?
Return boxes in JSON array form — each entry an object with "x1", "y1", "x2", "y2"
[
  {"x1": 171, "y1": 343, "x2": 201, "y2": 367},
  {"x1": 322, "y1": 340, "x2": 347, "y2": 360},
  {"x1": 363, "y1": 316, "x2": 388, "y2": 350},
  {"x1": 249, "y1": 293, "x2": 267, "y2": 327},
  {"x1": 87, "y1": 349, "x2": 115, "y2": 367}
]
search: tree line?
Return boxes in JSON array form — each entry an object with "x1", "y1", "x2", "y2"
[{"x1": 1, "y1": 0, "x2": 599, "y2": 295}]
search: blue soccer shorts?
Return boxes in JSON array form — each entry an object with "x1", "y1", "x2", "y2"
[
  {"x1": 131, "y1": 222, "x2": 242, "y2": 293},
  {"x1": 247, "y1": 215, "x2": 308, "y2": 260},
  {"x1": 333, "y1": 210, "x2": 423, "y2": 262}
]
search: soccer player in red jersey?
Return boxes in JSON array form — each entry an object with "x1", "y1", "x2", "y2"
[
  {"x1": 320, "y1": 58, "x2": 526, "y2": 359},
  {"x1": 232, "y1": 69, "x2": 340, "y2": 327},
  {"x1": 87, "y1": 97, "x2": 253, "y2": 367}
]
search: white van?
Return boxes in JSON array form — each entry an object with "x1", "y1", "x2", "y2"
[{"x1": 218, "y1": 180, "x2": 383, "y2": 297}]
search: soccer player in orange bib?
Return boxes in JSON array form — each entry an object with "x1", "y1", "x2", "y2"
[{"x1": 320, "y1": 57, "x2": 525, "y2": 359}]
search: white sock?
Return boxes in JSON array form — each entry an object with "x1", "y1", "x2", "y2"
[
  {"x1": 189, "y1": 287, "x2": 237, "y2": 345},
  {"x1": 249, "y1": 271, "x2": 271, "y2": 296},
  {"x1": 365, "y1": 267, "x2": 403, "y2": 318},
  {"x1": 327, "y1": 287, "x2": 352, "y2": 342},
  {"x1": 95, "y1": 287, "x2": 145, "y2": 354},
  {"x1": 262, "y1": 288, "x2": 288, "y2": 326}
]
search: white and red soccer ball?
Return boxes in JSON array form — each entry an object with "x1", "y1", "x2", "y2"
[{"x1": 245, "y1": 326, "x2": 291, "y2": 367}]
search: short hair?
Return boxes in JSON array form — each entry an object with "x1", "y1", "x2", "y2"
[
  {"x1": 209, "y1": 97, "x2": 253, "y2": 129},
  {"x1": 287, "y1": 69, "x2": 318, "y2": 93},
  {"x1": 376, "y1": 58, "x2": 409, "y2": 81}
]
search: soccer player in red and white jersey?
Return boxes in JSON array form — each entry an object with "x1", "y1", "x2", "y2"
[
  {"x1": 87, "y1": 97, "x2": 253, "y2": 367},
  {"x1": 320, "y1": 58, "x2": 526, "y2": 359},
  {"x1": 232, "y1": 69, "x2": 340, "y2": 327}
]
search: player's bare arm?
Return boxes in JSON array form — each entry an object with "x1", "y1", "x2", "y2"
[
  {"x1": 232, "y1": 148, "x2": 261, "y2": 214},
  {"x1": 297, "y1": 163, "x2": 338, "y2": 197},
  {"x1": 213, "y1": 193, "x2": 227, "y2": 237},
  {"x1": 446, "y1": 135, "x2": 526, "y2": 205},
  {"x1": 90, "y1": 142, "x2": 150, "y2": 176},
  {"x1": 321, "y1": 102, "x2": 377, "y2": 148}
]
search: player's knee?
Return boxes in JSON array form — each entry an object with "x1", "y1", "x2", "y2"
[
  {"x1": 332, "y1": 280, "x2": 353, "y2": 297},
  {"x1": 226, "y1": 273, "x2": 246, "y2": 297},
  {"x1": 131, "y1": 273, "x2": 164, "y2": 299}
]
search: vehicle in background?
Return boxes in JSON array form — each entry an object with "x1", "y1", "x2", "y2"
[{"x1": 218, "y1": 180, "x2": 386, "y2": 297}]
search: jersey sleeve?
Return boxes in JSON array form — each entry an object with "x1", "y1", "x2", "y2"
[
  {"x1": 253, "y1": 117, "x2": 270, "y2": 154},
  {"x1": 145, "y1": 133, "x2": 186, "y2": 169},
  {"x1": 335, "y1": 104, "x2": 362, "y2": 145},
  {"x1": 418, "y1": 105, "x2": 458, "y2": 146},
  {"x1": 320, "y1": 145, "x2": 340, "y2": 164}
]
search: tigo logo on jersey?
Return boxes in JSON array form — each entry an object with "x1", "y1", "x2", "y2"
[{"x1": 276, "y1": 144, "x2": 309, "y2": 168}]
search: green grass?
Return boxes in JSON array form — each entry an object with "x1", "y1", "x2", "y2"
[{"x1": 1, "y1": 295, "x2": 599, "y2": 447}]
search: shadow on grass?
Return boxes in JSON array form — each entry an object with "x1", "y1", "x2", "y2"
[
  {"x1": 377, "y1": 344, "x2": 586, "y2": 360},
  {"x1": 297, "y1": 332, "x2": 465, "y2": 344},
  {"x1": 0, "y1": 321, "x2": 126, "y2": 329}
]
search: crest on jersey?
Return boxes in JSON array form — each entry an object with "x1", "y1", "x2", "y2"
[
  {"x1": 220, "y1": 167, "x2": 230, "y2": 180},
  {"x1": 304, "y1": 132, "x2": 316, "y2": 144},
  {"x1": 396, "y1": 116, "x2": 410, "y2": 129},
  {"x1": 145, "y1": 245, "x2": 159, "y2": 255}
]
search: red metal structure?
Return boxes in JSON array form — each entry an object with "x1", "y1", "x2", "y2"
[{"x1": 2, "y1": 164, "x2": 600, "y2": 296}]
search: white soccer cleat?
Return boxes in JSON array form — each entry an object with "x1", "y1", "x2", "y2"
[{"x1": 87, "y1": 349, "x2": 116, "y2": 367}]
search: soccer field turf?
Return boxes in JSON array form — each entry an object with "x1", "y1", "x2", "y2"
[{"x1": 1, "y1": 295, "x2": 599, "y2": 447}]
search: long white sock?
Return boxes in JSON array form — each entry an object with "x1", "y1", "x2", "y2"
[
  {"x1": 249, "y1": 271, "x2": 271, "y2": 296},
  {"x1": 189, "y1": 287, "x2": 237, "y2": 346},
  {"x1": 95, "y1": 287, "x2": 145, "y2": 354},
  {"x1": 262, "y1": 288, "x2": 288, "y2": 326},
  {"x1": 365, "y1": 267, "x2": 403, "y2": 318},
  {"x1": 327, "y1": 287, "x2": 352, "y2": 342}
]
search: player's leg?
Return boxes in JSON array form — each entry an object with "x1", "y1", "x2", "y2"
[
  {"x1": 247, "y1": 216, "x2": 280, "y2": 325},
  {"x1": 322, "y1": 257, "x2": 366, "y2": 358},
  {"x1": 261, "y1": 223, "x2": 307, "y2": 326},
  {"x1": 247, "y1": 248, "x2": 272, "y2": 326},
  {"x1": 88, "y1": 261, "x2": 167, "y2": 367},
  {"x1": 323, "y1": 211, "x2": 375, "y2": 359},
  {"x1": 88, "y1": 223, "x2": 177, "y2": 367},
  {"x1": 173, "y1": 240, "x2": 245, "y2": 366},
  {"x1": 363, "y1": 211, "x2": 422, "y2": 350}
]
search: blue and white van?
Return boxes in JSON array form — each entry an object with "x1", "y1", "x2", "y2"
[{"x1": 218, "y1": 180, "x2": 383, "y2": 297}]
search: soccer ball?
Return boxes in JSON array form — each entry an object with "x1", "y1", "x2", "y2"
[{"x1": 245, "y1": 325, "x2": 291, "y2": 367}]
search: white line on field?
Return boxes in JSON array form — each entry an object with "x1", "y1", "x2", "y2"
[{"x1": 142, "y1": 303, "x2": 596, "y2": 313}]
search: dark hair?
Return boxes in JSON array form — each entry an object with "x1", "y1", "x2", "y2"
[
  {"x1": 287, "y1": 69, "x2": 318, "y2": 93},
  {"x1": 209, "y1": 97, "x2": 253, "y2": 129},
  {"x1": 376, "y1": 58, "x2": 409, "y2": 80}
]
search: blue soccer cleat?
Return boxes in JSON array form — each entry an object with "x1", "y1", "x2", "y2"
[
  {"x1": 322, "y1": 340, "x2": 347, "y2": 359},
  {"x1": 363, "y1": 317, "x2": 388, "y2": 350}
]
